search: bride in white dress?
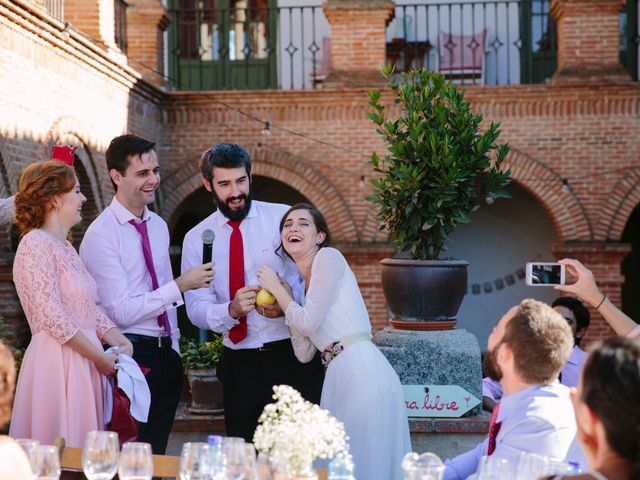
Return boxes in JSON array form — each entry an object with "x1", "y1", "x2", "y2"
[{"x1": 257, "y1": 203, "x2": 411, "y2": 480}]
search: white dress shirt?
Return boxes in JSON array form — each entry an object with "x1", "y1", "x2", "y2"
[
  {"x1": 181, "y1": 200, "x2": 302, "y2": 349},
  {"x1": 444, "y1": 382, "x2": 577, "y2": 480},
  {"x1": 80, "y1": 197, "x2": 183, "y2": 351}
]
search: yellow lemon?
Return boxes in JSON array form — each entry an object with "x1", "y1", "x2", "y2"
[{"x1": 256, "y1": 288, "x2": 276, "y2": 307}]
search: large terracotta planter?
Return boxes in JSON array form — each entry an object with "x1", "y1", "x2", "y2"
[
  {"x1": 380, "y1": 259, "x2": 468, "y2": 330},
  {"x1": 187, "y1": 367, "x2": 224, "y2": 415}
]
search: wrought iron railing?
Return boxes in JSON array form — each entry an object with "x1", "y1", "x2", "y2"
[
  {"x1": 387, "y1": 0, "x2": 557, "y2": 85},
  {"x1": 114, "y1": 0, "x2": 128, "y2": 53},
  {"x1": 42, "y1": 0, "x2": 64, "y2": 21},
  {"x1": 167, "y1": 4, "x2": 329, "y2": 90},
  {"x1": 166, "y1": 0, "x2": 638, "y2": 90}
]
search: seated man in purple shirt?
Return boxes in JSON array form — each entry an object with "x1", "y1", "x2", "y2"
[
  {"x1": 483, "y1": 296, "x2": 590, "y2": 411},
  {"x1": 444, "y1": 299, "x2": 576, "y2": 480}
]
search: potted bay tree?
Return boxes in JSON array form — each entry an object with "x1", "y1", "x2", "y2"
[{"x1": 367, "y1": 67, "x2": 511, "y2": 330}]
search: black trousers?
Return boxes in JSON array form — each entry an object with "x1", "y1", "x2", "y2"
[
  {"x1": 217, "y1": 339, "x2": 324, "y2": 442},
  {"x1": 126, "y1": 336, "x2": 184, "y2": 455}
]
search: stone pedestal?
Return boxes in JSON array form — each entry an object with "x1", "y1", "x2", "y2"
[{"x1": 373, "y1": 327, "x2": 483, "y2": 416}]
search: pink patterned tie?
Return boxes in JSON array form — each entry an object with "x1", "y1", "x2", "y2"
[{"x1": 128, "y1": 219, "x2": 171, "y2": 337}]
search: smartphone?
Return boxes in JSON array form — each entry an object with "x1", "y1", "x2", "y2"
[{"x1": 526, "y1": 262, "x2": 565, "y2": 286}]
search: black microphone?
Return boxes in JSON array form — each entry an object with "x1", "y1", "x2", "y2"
[{"x1": 201, "y1": 229, "x2": 215, "y2": 264}]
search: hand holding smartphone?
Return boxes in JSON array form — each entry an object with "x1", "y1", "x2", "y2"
[{"x1": 526, "y1": 262, "x2": 565, "y2": 286}]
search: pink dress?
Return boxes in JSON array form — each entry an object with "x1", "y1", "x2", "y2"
[{"x1": 10, "y1": 229, "x2": 116, "y2": 447}]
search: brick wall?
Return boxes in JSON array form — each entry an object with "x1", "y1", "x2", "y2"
[{"x1": 2, "y1": 0, "x2": 640, "y2": 348}]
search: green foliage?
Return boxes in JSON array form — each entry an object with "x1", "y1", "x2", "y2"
[
  {"x1": 180, "y1": 335, "x2": 223, "y2": 370},
  {"x1": 367, "y1": 67, "x2": 511, "y2": 260}
]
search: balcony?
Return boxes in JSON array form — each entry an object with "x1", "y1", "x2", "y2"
[{"x1": 166, "y1": 0, "x2": 638, "y2": 91}]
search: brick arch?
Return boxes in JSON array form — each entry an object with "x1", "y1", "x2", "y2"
[
  {"x1": 46, "y1": 128, "x2": 105, "y2": 213},
  {"x1": 505, "y1": 147, "x2": 592, "y2": 243},
  {"x1": 163, "y1": 147, "x2": 358, "y2": 242},
  {"x1": 505, "y1": 147, "x2": 593, "y2": 243},
  {"x1": 596, "y1": 167, "x2": 640, "y2": 240},
  {"x1": 360, "y1": 147, "x2": 593, "y2": 245}
]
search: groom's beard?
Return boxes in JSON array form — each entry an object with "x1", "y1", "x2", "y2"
[
  {"x1": 483, "y1": 345, "x2": 503, "y2": 382},
  {"x1": 212, "y1": 189, "x2": 252, "y2": 221}
]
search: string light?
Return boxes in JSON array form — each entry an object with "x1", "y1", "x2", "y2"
[
  {"x1": 359, "y1": 175, "x2": 366, "y2": 189},
  {"x1": 57, "y1": 26, "x2": 640, "y2": 189},
  {"x1": 62, "y1": 22, "x2": 71, "y2": 40},
  {"x1": 485, "y1": 196, "x2": 495, "y2": 205}
]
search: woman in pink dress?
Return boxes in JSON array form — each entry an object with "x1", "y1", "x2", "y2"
[{"x1": 9, "y1": 160, "x2": 133, "y2": 447}]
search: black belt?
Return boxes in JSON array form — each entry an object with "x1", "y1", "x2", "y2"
[
  {"x1": 225, "y1": 338, "x2": 292, "y2": 353},
  {"x1": 124, "y1": 333, "x2": 172, "y2": 348}
]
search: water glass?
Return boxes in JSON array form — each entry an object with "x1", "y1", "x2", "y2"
[
  {"x1": 222, "y1": 437, "x2": 247, "y2": 480},
  {"x1": 515, "y1": 451, "x2": 550, "y2": 480},
  {"x1": 401, "y1": 451, "x2": 445, "y2": 480},
  {"x1": 82, "y1": 430, "x2": 119, "y2": 480},
  {"x1": 30, "y1": 445, "x2": 61, "y2": 480},
  {"x1": 476, "y1": 455, "x2": 512, "y2": 479},
  {"x1": 178, "y1": 442, "x2": 211, "y2": 480},
  {"x1": 256, "y1": 452, "x2": 274, "y2": 480},
  {"x1": 16, "y1": 438, "x2": 41, "y2": 456},
  {"x1": 118, "y1": 442, "x2": 153, "y2": 480}
]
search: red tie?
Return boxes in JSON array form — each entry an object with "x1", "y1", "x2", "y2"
[
  {"x1": 487, "y1": 402, "x2": 502, "y2": 455},
  {"x1": 227, "y1": 220, "x2": 246, "y2": 344},
  {"x1": 128, "y1": 219, "x2": 171, "y2": 337}
]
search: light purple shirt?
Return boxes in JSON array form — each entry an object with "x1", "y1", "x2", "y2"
[
  {"x1": 79, "y1": 197, "x2": 183, "y2": 351},
  {"x1": 444, "y1": 382, "x2": 577, "y2": 480},
  {"x1": 181, "y1": 200, "x2": 303, "y2": 349}
]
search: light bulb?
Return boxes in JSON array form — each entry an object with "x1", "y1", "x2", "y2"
[
  {"x1": 485, "y1": 196, "x2": 495, "y2": 205},
  {"x1": 561, "y1": 178, "x2": 570, "y2": 195},
  {"x1": 261, "y1": 121, "x2": 271, "y2": 136},
  {"x1": 359, "y1": 175, "x2": 366, "y2": 189}
]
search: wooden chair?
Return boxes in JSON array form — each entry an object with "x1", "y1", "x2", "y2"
[{"x1": 55, "y1": 438, "x2": 179, "y2": 479}]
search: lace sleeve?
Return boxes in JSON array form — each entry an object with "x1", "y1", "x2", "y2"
[
  {"x1": 289, "y1": 327, "x2": 317, "y2": 363},
  {"x1": 13, "y1": 232, "x2": 79, "y2": 343},
  {"x1": 284, "y1": 248, "x2": 346, "y2": 336},
  {"x1": 94, "y1": 305, "x2": 116, "y2": 340}
]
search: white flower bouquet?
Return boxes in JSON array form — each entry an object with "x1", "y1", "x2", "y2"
[{"x1": 253, "y1": 385, "x2": 348, "y2": 478}]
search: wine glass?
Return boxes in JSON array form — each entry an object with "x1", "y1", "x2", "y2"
[
  {"x1": 30, "y1": 445, "x2": 61, "y2": 480},
  {"x1": 82, "y1": 431, "x2": 119, "y2": 480},
  {"x1": 118, "y1": 442, "x2": 153, "y2": 480},
  {"x1": 222, "y1": 437, "x2": 246, "y2": 480},
  {"x1": 178, "y1": 442, "x2": 211, "y2": 480},
  {"x1": 244, "y1": 443, "x2": 258, "y2": 480},
  {"x1": 16, "y1": 438, "x2": 40, "y2": 457}
]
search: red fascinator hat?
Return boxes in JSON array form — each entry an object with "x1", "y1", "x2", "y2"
[{"x1": 50, "y1": 145, "x2": 77, "y2": 166}]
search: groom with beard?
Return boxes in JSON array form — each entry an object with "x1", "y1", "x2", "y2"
[
  {"x1": 181, "y1": 143, "x2": 324, "y2": 441},
  {"x1": 443, "y1": 299, "x2": 578, "y2": 479}
]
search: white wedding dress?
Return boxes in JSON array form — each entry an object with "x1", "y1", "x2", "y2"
[{"x1": 285, "y1": 247, "x2": 411, "y2": 480}]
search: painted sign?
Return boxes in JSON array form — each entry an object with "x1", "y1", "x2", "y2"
[{"x1": 403, "y1": 385, "x2": 481, "y2": 418}]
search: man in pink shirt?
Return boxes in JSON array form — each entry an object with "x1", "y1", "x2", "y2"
[{"x1": 80, "y1": 134, "x2": 213, "y2": 454}]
